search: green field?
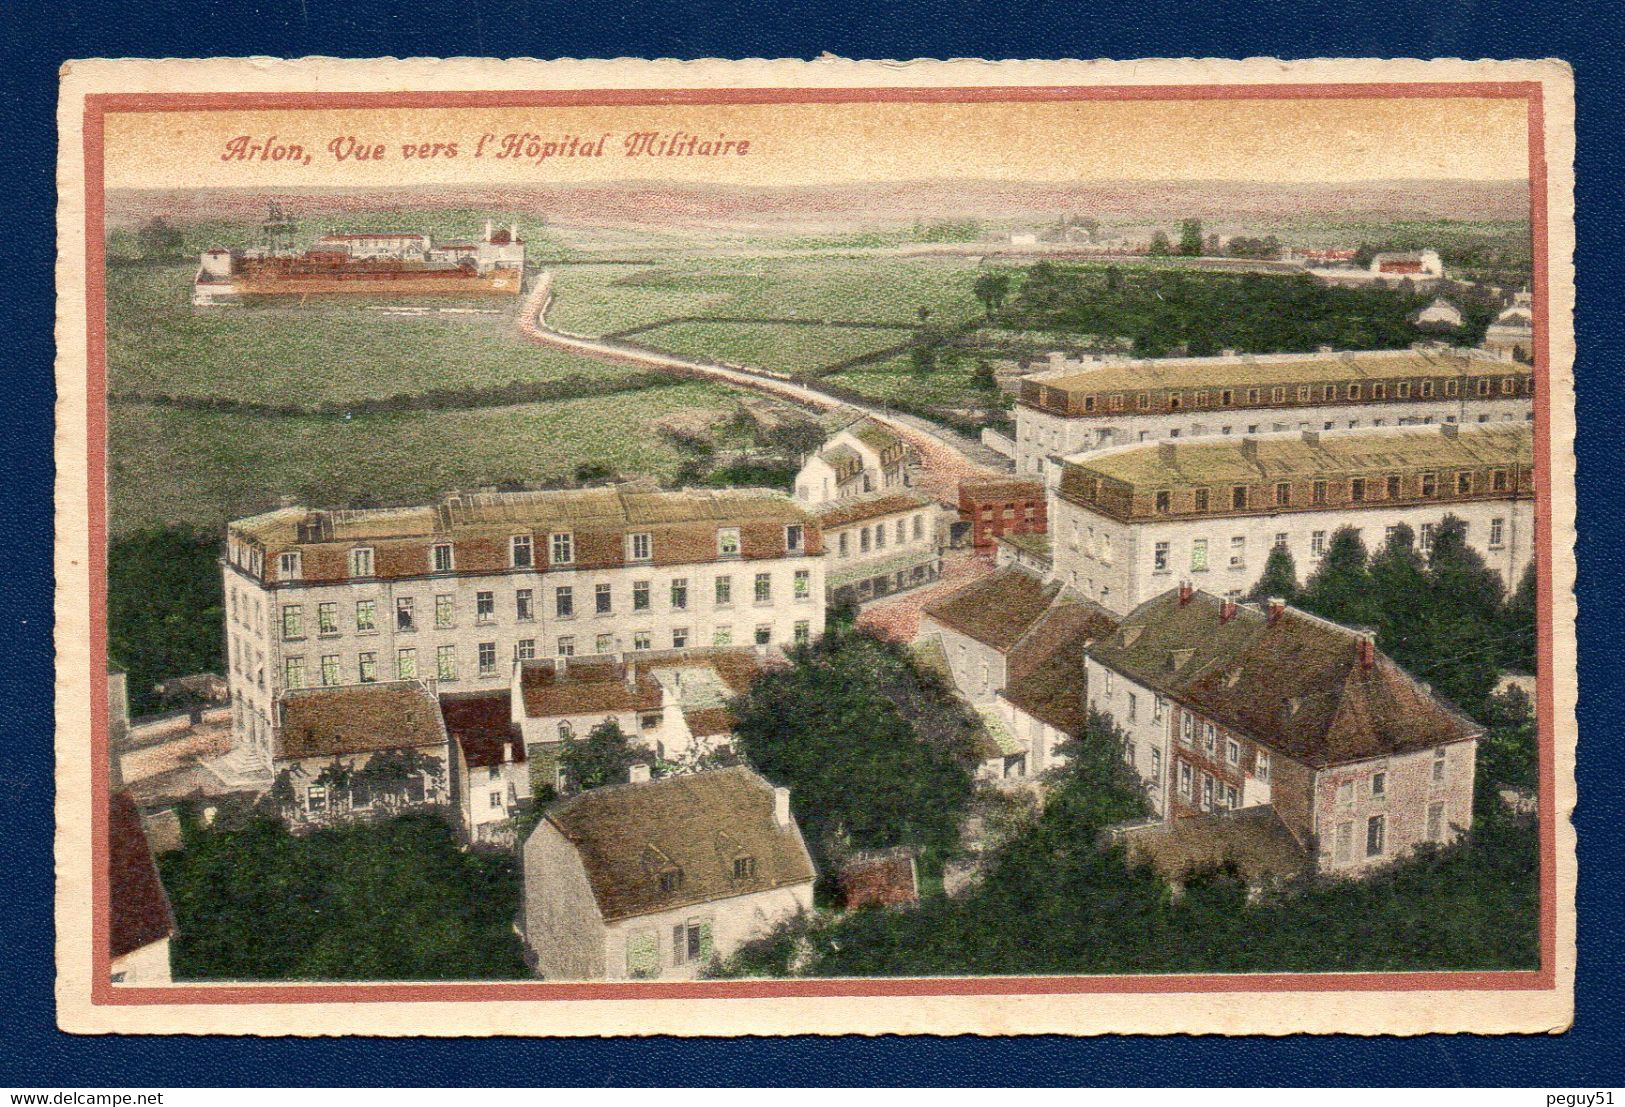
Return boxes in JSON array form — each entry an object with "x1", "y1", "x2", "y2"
[
  {"x1": 108, "y1": 382, "x2": 740, "y2": 535},
  {"x1": 107, "y1": 263, "x2": 661, "y2": 406},
  {"x1": 823, "y1": 354, "x2": 990, "y2": 409},
  {"x1": 544, "y1": 255, "x2": 987, "y2": 337},
  {"x1": 632, "y1": 320, "x2": 908, "y2": 375}
]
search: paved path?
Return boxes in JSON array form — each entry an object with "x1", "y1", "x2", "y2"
[{"x1": 518, "y1": 271, "x2": 1009, "y2": 506}]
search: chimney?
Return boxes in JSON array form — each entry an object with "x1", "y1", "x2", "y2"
[
  {"x1": 510, "y1": 222, "x2": 520, "y2": 242},
  {"x1": 1220, "y1": 598, "x2": 1237, "y2": 623},
  {"x1": 624, "y1": 662, "x2": 637, "y2": 691},
  {"x1": 1267, "y1": 597, "x2": 1286, "y2": 626},
  {"x1": 1441, "y1": 423, "x2": 1459, "y2": 440},
  {"x1": 1178, "y1": 580, "x2": 1194, "y2": 606},
  {"x1": 628, "y1": 762, "x2": 651, "y2": 785},
  {"x1": 1301, "y1": 430, "x2": 1320, "y2": 447},
  {"x1": 1357, "y1": 630, "x2": 1376, "y2": 670},
  {"x1": 502, "y1": 741, "x2": 514, "y2": 763},
  {"x1": 484, "y1": 219, "x2": 493, "y2": 241},
  {"x1": 773, "y1": 786, "x2": 792, "y2": 828},
  {"x1": 1240, "y1": 438, "x2": 1259, "y2": 464}
]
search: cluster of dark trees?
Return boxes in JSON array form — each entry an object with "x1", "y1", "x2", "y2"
[
  {"x1": 997, "y1": 262, "x2": 1496, "y2": 358},
  {"x1": 729, "y1": 624, "x2": 983, "y2": 889},
  {"x1": 718, "y1": 705, "x2": 1538, "y2": 979},
  {"x1": 1250, "y1": 516, "x2": 1535, "y2": 719},
  {"x1": 108, "y1": 528, "x2": 226, "y2": 717},
  {"x1": 160, "y1": 810, "x2": 528, "y2": 980}
]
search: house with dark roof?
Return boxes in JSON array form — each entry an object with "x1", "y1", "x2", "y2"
[
  {"x1": 440, "y1": 689, "x2": 531, "y2": 845},
  {"x1": 794, "y1": 418, "x2": 911, "y2": 507},
  {"x1": 919, "y1": 566, "x2": 1118, "y2": 784},
  {"x1": 270, "y1": 681, "x2": 451, "y2": 826},
  {"x1": 520, "y1": 766, "x2": 815, "y2": 979},
  {"x1": 109, "y1": 790, "x2": 175, "y2": 985},
  {"x1": 1086, "y1": 586, "x2": 1481, "y2": 875},
  {"x1": 512, "y1": 648, "x2": 776, "y2": 787}
]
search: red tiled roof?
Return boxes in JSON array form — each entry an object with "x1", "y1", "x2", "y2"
[
  {"x1": 109, "y1": 791, "x2": 174, "y2": 959},
  {"x1": 922, "y1": 567, "x2": 1061, "y2": 652},
  {"x1": 440, "y1": 690, "x2": 525, "y2": 769},
  {"x1": 519, "y1": 659, "x2": 663, "y2": 719},
  {"x1": 838, "y1": 848, "x2": 920, "y2": 909}
]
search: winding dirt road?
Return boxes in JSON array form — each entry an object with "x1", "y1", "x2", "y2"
[{"x1": 515, "y1": 271, "x2": 1008, "y2": 505}]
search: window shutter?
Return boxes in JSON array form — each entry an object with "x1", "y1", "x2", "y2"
[
  {"x1": 626, "y1": 928, "x2": 660, "y2": 978},
  {"x1": 697, "y1": 921, "x2": 714, "y2": 962},
  {"x1": 672, "y1": 925, "x2": 686, "y2": 964}
]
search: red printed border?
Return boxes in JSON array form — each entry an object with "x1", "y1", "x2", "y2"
[{"x1": 82, "y1": 79, "x2": 1558, "y2": 1008}]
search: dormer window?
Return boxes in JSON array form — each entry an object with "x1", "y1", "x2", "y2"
[
  {"x1": 627, "y1": 532, "x2": 652, "y2": 562},
  {"x1": 1154, "y1": 490, "x2": 1171, "y2": 514},
  {"x1": 717, "y1": 527, "x2": 741, "y2": 558},
  {"x1": 431, "y1": 543, "x2": 454, "y2": 573},
  {"x1": 550, "y1": 532, "x2": 574, "y2": 565},
  {"x1": 278, "y1": 551, "x2": 302, "y2": 580},
  {"x1": 348, "y1": 547, "x2": 374, "y2": 578},
  {"x1": 733, "y1": 856, "x2": 757, "y2": 879},
  {"x1": 510, "y1": 535, "x2": 533, "y2": 568},
  {"x1": 658, "y1": 868, "x2": 684, "y2": 894},
  {"x1": 785, "y1": 524, "x2": 805, "y2": 553}
]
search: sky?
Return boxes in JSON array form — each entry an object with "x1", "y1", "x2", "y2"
[{"x1": 101, "y1": 95, "x2": 1532, "y2": 191}]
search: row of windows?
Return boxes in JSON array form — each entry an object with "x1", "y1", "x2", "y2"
[
  {"x1": 309, "y1": 524, "x2": 810, "y2": 582},
  {"x1": 1066, "y1": 374, "x2": 1530, "y2": 415},
  {"x1": 274, "y1": 571, "x2": 815, "y2": 640},
  {"x1": 1175, "y1": 712, "x2": 1272, "y2": 780},
  {"x1": 281, "y1": 620, "x2": 817, "y2": 688},
  {"x1": 832, "y1": 513, "x2": 929, "y2": 558},
  {"x1": 1149, "y1": 467, "x2": 1515, "y2": 517},
  {"x1": 1175, "y1": 760, "x2": 1240, "y2": 812},
  {"x1": 1139, "y1": 516, "x2": 1509, "y2": 578}
]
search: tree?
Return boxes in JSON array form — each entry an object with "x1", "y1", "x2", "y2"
[
  {"x1": 972, "y1": 271, "x2": 1012, "y2": 316},
  {"x1": 1411, "y1": 515, "x2": 1508, "y2": 714},
  {"x1": 1248, "y1": 544, "x2": 1300, "y2": 604},
  {"x1": 136, "y1": 216, "x2": 184, "y2": 258},
  {"x1": 1298, "y1": 526, "x2": 1375, "y2": 628},
  {"x1": 1501, "y1": 562, "x2": 1537, "y2": 673},
  {"x1": 971, "y1": 359, "x2": 998, "y2": 392},
  {"x1": 759, "y1": 418, "x2": 826, "y2": 465},
  {"x1": 1147, "y1": 231, "x2": 1172, "y2": 257},
  {"x1": 731, "y1": 627, "x2": 978, "y2": 879},
  {"x1": 558, "y1": 718, "x2": 641, "y2": 793},
  {"x1": 108, "y1": 527, "x2": 225, "y2": 717},
  {"x1": 1178, "y1": 218, "x2": 1205, "y2": 257},
  {"x1": 1366, "y1": 523, "x2": 1430, "y2": 670}
]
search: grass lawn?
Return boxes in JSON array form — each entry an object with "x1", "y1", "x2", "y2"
[
  {"x1": 544, "y1": 255, "x2": 988, "y2": 337},
  {"x1": 633, "y1": 320, "x2": 909, "y2": 375},
  {"x1": 823, "y1": 354, "x2": 992, "y2": 409},
  {"x1": 107, "y1": 263, "x2": 651, "y2": 406},
  {"x1": 108, "y1": 381, "x2": 741, "y2": 535}
]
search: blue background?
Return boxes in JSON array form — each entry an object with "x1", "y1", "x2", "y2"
[{"x1": 2, "y1": 0, "x2": 1619, "y2": 1087}]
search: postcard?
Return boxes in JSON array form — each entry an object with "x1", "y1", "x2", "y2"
[{"x1": 55, "y1": 56, "x2": 1576, "y2": 1035}]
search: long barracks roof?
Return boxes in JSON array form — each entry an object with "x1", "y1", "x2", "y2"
[
  {"x1": 1089, "y1": 589, "x2": 1479, "y2": 768},
  {"x1": 541, "y1": 766, "x2": 816, "y2": 923},
  {"x1": 811, "y1": 490, "x2": 935, "y2": 529},
  {"x1": 1021, "y1": 347, "x2": 1529, "y2": 414},
  {"x1": 1067, "y1": 424, "x2": 1532, "y2": 494}
]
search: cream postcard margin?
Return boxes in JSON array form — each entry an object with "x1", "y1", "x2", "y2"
[{"x1": 55, "y1": 55, "x2": 1577, "y2": 1037}]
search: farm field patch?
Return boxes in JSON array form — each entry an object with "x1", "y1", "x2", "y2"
[
  {"x1": 107, "y1": 263, "x2": 648, "y2": 406},
  {"x1": 108, "y1": 381, "x2": 741, "y2": 536}
]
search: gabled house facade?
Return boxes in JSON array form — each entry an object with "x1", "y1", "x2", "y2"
[
  {"x1": 794, "y1": 418, "x2": 911, "y2": 506},
  {"x1": 440, "y1": 689, "x2": 532, "y2": 845},
  {"x1": 1086, "y1": 586, "x2": 1481, "y2": 876},
  {"x1": 520, "y1": 766, "x2": 816, "y2": 980}
]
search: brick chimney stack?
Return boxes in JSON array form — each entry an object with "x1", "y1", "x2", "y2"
[
  {"x1": 1178, "y1": 581, "x2": 1194, "y2": 606},
  {"x1": 1267, "y1": 597, "x2": 1286, "y2": 626},
  {"x1": 1357, "y1": 631, "x2": 1376, "y2": 669},
  {"x1": 1220, "y1": 598, "x2": 1237, "y2": 623},
  {"x1": 628, "y1": 762, "x2": 651, "y2": 785}
]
